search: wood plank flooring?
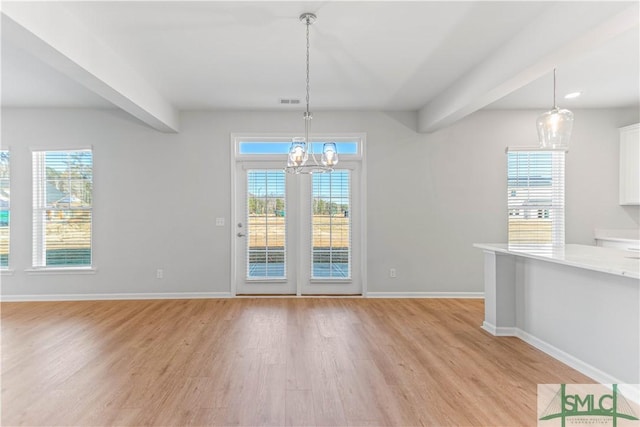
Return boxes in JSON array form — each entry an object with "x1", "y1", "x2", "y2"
[{"x1": 1, "y1": 298, "x2": 593, "y2": 426}]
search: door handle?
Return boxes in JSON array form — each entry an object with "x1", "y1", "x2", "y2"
[{"x1": 237, "y1": 232, "x2": 246, "y2": 237}]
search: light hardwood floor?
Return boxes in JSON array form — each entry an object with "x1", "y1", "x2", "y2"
[{"x1": 1, "y1": 298, "x2": 593, "y2": 426}]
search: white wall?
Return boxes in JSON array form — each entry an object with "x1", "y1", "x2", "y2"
[{"x1": 1, "y1": 107, "x2": 637, "y2": 298}]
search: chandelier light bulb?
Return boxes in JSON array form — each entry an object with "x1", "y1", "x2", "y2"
[
  {"x1": 537, "y1": 107, "x2": 574, "y2": 149},
  {"x1": 321, "y1": 143, "x2": 339, "y2": 167},
  {"x1": 288, "y1": 139, "x2": 308, "y2": 167}
]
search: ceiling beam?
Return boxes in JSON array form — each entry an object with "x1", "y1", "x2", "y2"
[
  {"x1": 1, "y1": 3, "x2": 179, "y2": 133},
  {"x1": 417, "y1": 2, "x2": 639, "y2": 134}
]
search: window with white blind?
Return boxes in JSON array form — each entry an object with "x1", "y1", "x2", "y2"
[
  {"x1": 246, "y1": 169, "x2": 286, "y2": 279},
  {"x1": 507, "y1": 150, "x2": 565, "y2": 248},
  {"x1": 312, "y1": 170, "x2": 351, "y2": 279},
  {"x1": 0, "y1": 151, "x2": 9, "y2": 269},
  {"x1": 32, "y1": 149, "x2": 93, "y2": 268}
]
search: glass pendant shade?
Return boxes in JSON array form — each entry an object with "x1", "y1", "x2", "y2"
[
  {"x1": 537, "y1": 68, "x2": 574, "y2": 149},
  {"x1": 288, "y1": 138, "x2": 308, "y2": 167},
  {"x1": 321, "y1": 142, "x2": 339, "y2": 167},
  {"x1": 537, "y1": 107, "x2": 574, "y2": 149}
]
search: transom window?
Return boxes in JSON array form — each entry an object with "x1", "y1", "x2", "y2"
[{"x1": 239, "y1": 140, "x2": 358, "y2": 156}]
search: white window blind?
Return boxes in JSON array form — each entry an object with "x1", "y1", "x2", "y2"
[
  {"x1": 312, "y1": 170, "x2": 351, "y2": 279},
  {"x1": 246, "y1": 170, "x2": 286, "y2": 279},
  {"x1": 507, "y1": 150, "x2": 565, "y2": 249},
  {"x1": 32, "y1": 150, "x2": 93, "y2": 267},
  {"x1": 0, "y1": 151, "x2": 9, "y2": 268}
]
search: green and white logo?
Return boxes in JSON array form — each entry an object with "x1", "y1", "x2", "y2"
[{"x1": 538, "y1": 384, "x2": 640, "y2": 427}]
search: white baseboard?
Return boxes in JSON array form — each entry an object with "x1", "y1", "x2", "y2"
[
  {"x1": 481, "y1": 321, "x2": 518, "y2": 336},
  {"x1": 2, "y1": 291, "x2": 484, "y2": 302},
  {"x1": 514, "y1": 328, "x2": 625, "y2": 387},
  {"x1": 0, "y1": 292, "x2": 234, "y2": 302},
  {"x1": 366, "y1": 291, "x2": 484, "y2": 299},
  {"x1": 483, "y1": 323, "x2": 626, "y2": 387}
]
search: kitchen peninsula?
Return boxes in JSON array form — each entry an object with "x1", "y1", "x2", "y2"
[{"x1": 474, "y1": 243, "x2": 639, "y2": 386}]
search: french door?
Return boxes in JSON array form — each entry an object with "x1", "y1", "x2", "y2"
[{"x1": 234, "y1": 161, "x2": 361, "y2": 295}]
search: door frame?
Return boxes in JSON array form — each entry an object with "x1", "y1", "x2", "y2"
[
  {"x1": 230, "y1": 133, "x2": 367, "y2": 296},
  {"x1": 234, "y1": 162, "x2": 298, "y2": 295}
]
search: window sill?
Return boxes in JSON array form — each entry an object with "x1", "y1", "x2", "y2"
[
  {"x1": 309, "y1": 279, "x2": 352, "y2": 284},
  {"x1": 245, "y1": 279, "x2": 287, "y2": 283},
  {"x1": 0, "y1": 269, "x2": 15, "y2": 276},
  {"x1": 25, "y1": 267, "x2": 97, "y2": 275}
]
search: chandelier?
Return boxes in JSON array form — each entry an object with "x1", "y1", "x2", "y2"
[
  {"x1": 536, "y1": 68, "x2": 574, "y2": 149},
  {"x1": 285, "y1": 13, "x2": 338, "y2": 174}
]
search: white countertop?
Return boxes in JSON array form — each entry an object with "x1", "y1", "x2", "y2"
[{"x1": 473, "y1": 243, "x2": 640, "y2": 280}]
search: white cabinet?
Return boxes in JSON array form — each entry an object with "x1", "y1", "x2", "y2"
[{"x1": 619, "y1": 123, "x2": 640, "y2": 205}]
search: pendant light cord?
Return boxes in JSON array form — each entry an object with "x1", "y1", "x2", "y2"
[{"x1": 552, "y1": 68, "x2": 557, "y2": 109}]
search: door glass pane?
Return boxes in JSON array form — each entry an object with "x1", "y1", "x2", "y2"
[
  {"x1": 312, "y1": 171, "x2": 350, "y2": 279},
  {"x1": 247, "y1": 170, "x2": 286, "y2": 279}
]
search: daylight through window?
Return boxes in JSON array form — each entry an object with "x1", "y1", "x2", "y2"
[
  {"x1": 32, "y1": 150, "x2": 93, "y2": 268},
  {"x1": 312, "y1": 170, "x2": 351, "y2": 279},
  {"x1": 507, "y1": 150, "x2": 565, "y2": 250},
  {"x1": 0, "y1": 151, "x2": 9, "y2": 268}
]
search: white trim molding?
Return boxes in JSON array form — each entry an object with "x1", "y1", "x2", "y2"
[
  {"x1": 514, "y1": 328, "x2": 626, "y2": 387},
  {"x1": 0, "y1": 292, "x2": 234, "y2": 302},
  {"x1": 482, "y1": 325, "x2": 627, "y2": 387},
  {"x1": 366, "y1": 292, "x2": 484, "y2": 299},
  {"x1": 481, "y1": 321, "x2": 518, "y2": 336},
  {"x1": 2, "y1": 292, "x2": 486, "y2": 302},
  {"x1": 25, "y1": 268, "x2": 97, "y2": 275}
]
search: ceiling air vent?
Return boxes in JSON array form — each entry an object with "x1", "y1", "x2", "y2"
[{"x1": 279, "y1": 98, "x2": 301, "y2": 105}]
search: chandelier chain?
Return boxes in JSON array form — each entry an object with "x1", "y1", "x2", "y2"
[
  {"x1": 285, "y1": 13, "x2": 337, "y2": 175},
  {"x1": 552, "y1": 68, "x2": 557, "y2": 109},
  {"x1": 305, "y1": 16, "x2": 311, "y2": 116}
]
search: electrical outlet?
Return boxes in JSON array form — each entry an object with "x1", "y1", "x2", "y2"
[
  {"x1": 389, "y1": 268, "x2": 397, "y2": 278},
  {"x1": 156, "y1": 269, "x2": 164, "y2": 279},
  {"x1": 215, "y1": 217, "x2": 225, "y2": 226}
]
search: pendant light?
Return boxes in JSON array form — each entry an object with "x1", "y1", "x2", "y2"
[
  {"x1": 536, "y1": 68, "x2": 574, "y2": 149},
  {"x1": 285, "y1": 13, "x2": 338, "y2": 174}
]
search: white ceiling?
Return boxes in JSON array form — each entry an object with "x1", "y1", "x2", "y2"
[
  {"x1": 488, "y1": 27, "x2": 639, "y2": 110},
  {"x1": 2, "y1": 37, "x2": 114, "y2": 108},
  {"x1": 1, "y1": 1, "x2": 638, "y2": 131}
]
